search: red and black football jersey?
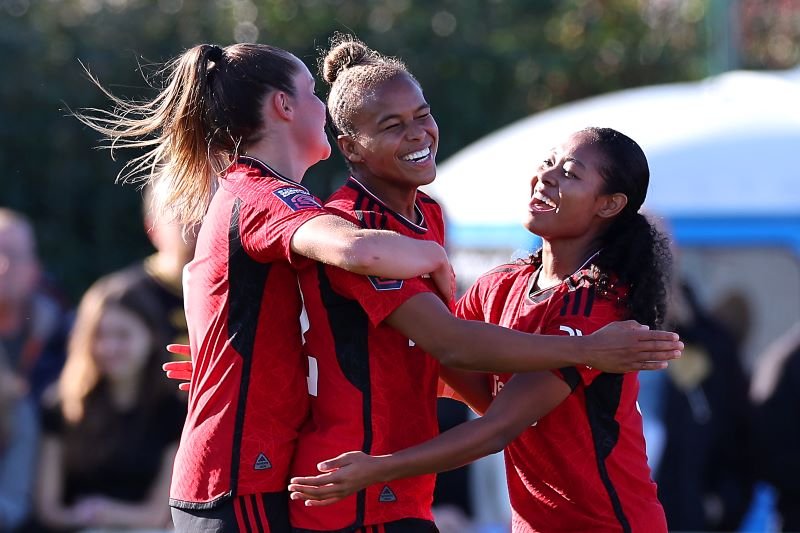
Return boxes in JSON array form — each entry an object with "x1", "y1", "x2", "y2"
[
  {"x1": 290, "y1": 178, "x2": 445, "y2": 531},
  {"x1": 170, "y1": 156, "x2": 327, "y2": 509},
  {"x1": 457, "y1": 262, "x2": 666, "y2": 533}
]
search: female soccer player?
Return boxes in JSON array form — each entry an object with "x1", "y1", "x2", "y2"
[
  {"x1": 283, "y1": 37, "x2": 677, "y2": 533},
  {"x1": 289, "y1": 127, "x2": 672, "y2": 532},
  {"x1": 158, "y1": 39, "x2": 681, "y2": 532},
  {"x1": 75, "y1": 42, "x2": 459, "y2": 532}
]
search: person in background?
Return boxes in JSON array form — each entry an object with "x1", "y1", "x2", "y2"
[
  {"x1": 0, "y1": 208, "x2": 69, "y2": 404},
  {"x1": 0, "y1": 348, "x2": 39, "y2": 531},
  {"x1": 750, "y1": 321, "x2": 800, "y2": 531},
  {"x1": 638, "y1": 259, "x2": 754, "y2": 530},
  {"x1": 26, "y1": 271, "x2": 184, "y2": 532},
  {"x1": 115, "y1": 185, "x2": 196, "y2": 347}
]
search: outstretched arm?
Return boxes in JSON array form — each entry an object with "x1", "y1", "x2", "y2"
[
  {"x1": 291, "y1": 215, "x2": 454, "y2": 302},
  {"x1": 385, "y1": 292, "x2": 682, "y2": 373},
  {"x1": 289, "y1": 371, "x2": 570, "y2": 505}
]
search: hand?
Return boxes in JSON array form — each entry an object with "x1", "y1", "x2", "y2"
[
  {"x1": 585, "y1": 320, "x2": 683, "y2": 373},
  {"x1": 288, "y1": 451, "x2": 386, "y2": 506},
  {"x1": 430, "y1": 259, "x2": 456, "y2": 306},
  {"x1": 162, "y1": 349, "x2": 194, "y2": 392}
]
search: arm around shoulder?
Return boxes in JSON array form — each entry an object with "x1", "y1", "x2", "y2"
[{"x1": 290, "y1": 214, "x2": 450, "y2": 283}]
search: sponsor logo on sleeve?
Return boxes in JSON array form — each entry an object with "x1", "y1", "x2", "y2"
[
  {"x1": 368, "y1": 276, "x2": 404, "y2": 291},
  {"x1": 273, "y1": 186, "x2": 322, "y2": 211}
]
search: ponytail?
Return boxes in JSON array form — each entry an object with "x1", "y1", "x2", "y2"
[
  {"x1": 593, "y1": 212, "x2": 672, "y2": 328},
  {"x1": 75, "y1": 43, "x2": 299, "y2": 225}
]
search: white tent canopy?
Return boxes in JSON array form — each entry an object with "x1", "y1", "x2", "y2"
[{"x1": 425, "y1": 67, "x2": 800, "y2": 249}]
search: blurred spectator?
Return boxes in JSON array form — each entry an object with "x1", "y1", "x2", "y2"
[
  {"x1": 0, "y1": 208, "x2": 69, "y2": 403},
  {"x1": 750, "y1": 321, "x2": 800, "y2": 531},
  {"x1": 114, "y1": 186, "x2": 196, "y2": 347},
  {"x1": 0, "y1": 350, "x2": 39, "y2": 531},
  {"x1": 639, "y1": 279, "x2": 754, "y2": 531},
  {"x1": 23, "y1": 271, "x2": 184, "y2": 532}
]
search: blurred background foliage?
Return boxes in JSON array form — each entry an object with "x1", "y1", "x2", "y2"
[{"x1": 1, "y1": 0, "x2": 799, "y2": 301}]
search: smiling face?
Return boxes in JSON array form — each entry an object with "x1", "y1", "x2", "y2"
[
  {"x1": 339, "y1": 73, "x2": 439, "y2": 189},
  {"x1": 525, "y1": 130, "x2": 628, "y2": 241}
]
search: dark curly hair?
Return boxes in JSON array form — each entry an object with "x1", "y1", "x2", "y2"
[{"x1": 529, "y1": 127, "x2": 672, "y2": 328}]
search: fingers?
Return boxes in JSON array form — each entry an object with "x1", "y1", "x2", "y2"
[
  {"x1": 178, "y1": 383, "x2": 190, "y2": 392},
  {"x1": 289, "y1": 473, "x2": 336, "y2": 487},
  {"x1": 163, "y1": 361, "x2": 193, "y2": 371},
  {"x1": 288, "y1": 484, "x2": 346, "y2": 506},
  {"x1": 635, "y1": 340, "x2": 684, "y2": 358},
  {"x1": 636, "y1": 329, "x2": 680, "y2": 341},
  {"x1": 165, "y1": 370, "x2": 193, "y2": 380},
  {"x1": 637, "y1": 361, "x2": 670, "y2": 371},
  {"x1": 166, "y1": 343, "x2": 191, "y2": 356}
]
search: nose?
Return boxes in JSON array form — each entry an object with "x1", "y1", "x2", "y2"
[
  {"x1": 538, "y1": 166, "x2": 558, "y2": 186},
  {"x1": 405, "y1": 122, "x2": 425, "y2": 141}
]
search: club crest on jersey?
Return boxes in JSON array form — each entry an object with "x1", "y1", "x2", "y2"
[
  {"x1": 254, "y1": 453, "x2": 272, "y2": 470},
  {"x1": 378, "y1": 485, "x2": 397, "y2": 503},
  {"x1": 273, "y1": 186, "x2": 321, "y2": 211},
  {"x1": 368, "y1": 276, "x2": 404, "y2": 291}
]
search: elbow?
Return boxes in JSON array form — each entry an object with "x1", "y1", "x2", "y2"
[
  {"x1": 339, "y1": 234, "x2": 379, "y2": 274},
  {"x1": 472, "y1": 420, "x2": 514, "y2": 456},
  {"x1": 435, "y1": 346, "x2": 482, "y2": 371}
]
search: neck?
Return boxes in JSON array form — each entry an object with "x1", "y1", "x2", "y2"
[
  {"x1": 109, "y1": 374, "x2": 140, "y2": 410},
  {"x1": 538, "y1": 233, "x2": 603, "y2": 288},
  {"x1": 150, "y1": 248, "x2": 191, "y2": 282},
  {"x1": 244, "y1": 136, "x2": 309, "y2": 183},
  {"x1": 352, "y1": 172, "x2": 418, "y2": 221}
]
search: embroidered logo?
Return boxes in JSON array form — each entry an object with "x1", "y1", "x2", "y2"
[
  {"x1": 254, "y1": 453, "x2": 272, "y2": 470},
  {"x1": 368, "y1": 276, "x2": 404, "y2": 291},
  {"x1": 273, "y1": 187, "x2": 321, "y2": 211},
  {"x1": 378, "y1": 485, "x2": 397, "y2": 503}
]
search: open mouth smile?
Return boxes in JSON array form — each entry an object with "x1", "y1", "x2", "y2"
[{"x1": 530, "y1": 189, "x2": 557, "y2": 212}]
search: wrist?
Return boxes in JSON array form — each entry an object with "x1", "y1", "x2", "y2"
[{"x1": 569, "y1": 335, "x2": 590, "y2": 367}]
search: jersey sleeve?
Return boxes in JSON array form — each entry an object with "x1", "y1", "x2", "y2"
[
  {"x1": 239, "y1": 183, "x2": 328, "y2": 266},
  {"x1": 455, "y1": 275, "x2": 490, "y2": 322},
  {"x1": 325, "y1": 266, "x2": 436, "y2": 327},
  {"x1": 543, "y1": 287, "x2": 626, "y2": 388}
]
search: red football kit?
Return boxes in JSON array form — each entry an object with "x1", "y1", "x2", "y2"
[
  {"x1": 170, "y1": 156, "x2": 327, "y2": 516},
  {"x1": 457, "y1": 262, "x2": 667, "y2": 533},
  {"x1": 290, "y1": 178, "x2": 445, "y2": 532}
]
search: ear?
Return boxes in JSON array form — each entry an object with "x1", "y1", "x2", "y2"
[
  {"x1": 337, "y1": 134, "x2": 364, "y2": 163},
  {"x1": 597, "y1": 192, "x2": 628, "y2": 219},
  {"x1": 270, "y1": 91, "x2": 293, "y2": 121}
]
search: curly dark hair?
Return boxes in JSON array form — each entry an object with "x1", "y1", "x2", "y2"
[{"x1": 529, "y1": 127, "x2": 672, "y2": 328}]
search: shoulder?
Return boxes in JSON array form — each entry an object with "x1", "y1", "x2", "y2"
[
  {"x1": 416, "y1": 189, "x2": 441, "y2": 207},
  {"x1": 478, "y1": 261, "x2": 533, "y2": 284},
  {"x1": 468, "y1": 261, "x2": 533, "y2": 302}
]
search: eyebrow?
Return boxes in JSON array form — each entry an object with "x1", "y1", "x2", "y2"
[
  {"x1": 376, "y1": 103, "x2": 430, "y2": 125},
  {"x1": 564, "y1": 156, "x2": 586, "y2": 168}
]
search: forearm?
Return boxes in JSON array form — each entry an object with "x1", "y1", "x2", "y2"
[
  {"x1": 344, "y1": 231, "x2": 447, "y2": 279},
  {"x1": 379, "y1": 417, "x2": 509, "y2": 483},
  {"x1": 427, "y1": 318, "x2": 584, "y2": 372},
  {"x1": 291, "y1": 215, "x2": 447, "y2": 279}
]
